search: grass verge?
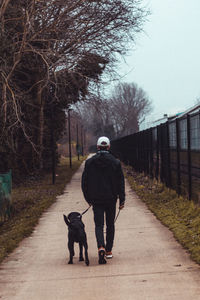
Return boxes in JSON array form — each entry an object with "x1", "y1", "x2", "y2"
[
  {"x1": 0, "y1": 156, "x2": 86, "y2": 264},
  {"x1": 124, "y1": 165, "x2": 200, "y2": 265}
]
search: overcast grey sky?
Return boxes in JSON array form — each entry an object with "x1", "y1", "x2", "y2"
[{"x1": 118, "y1": 0, "x2": 200, "y2": 128}]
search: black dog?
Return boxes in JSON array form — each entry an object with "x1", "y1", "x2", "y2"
[{"x1": 63, "y1": 212, "x2": 89, "y2": 266}]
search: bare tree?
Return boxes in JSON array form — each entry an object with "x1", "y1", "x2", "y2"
[
  {"x1": 74, "y1": 93, "x2": 114, "y2": 141},
  {"x1": 75, "y1": 82, "x2": 152, "y2": 141},
  {"x1": 109, "y1": 82, "x2": 152, "y2": 137},
  {"x1": 0, "y1": 0, "x2": 149, "y2": 172}
]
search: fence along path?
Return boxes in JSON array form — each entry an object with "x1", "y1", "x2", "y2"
[
  {"x1": 0, "y1": 161, "x2": 200, "y2": 299},
  {"x1": 111, "y1": 109, "x2": 200, "y2": 202}
]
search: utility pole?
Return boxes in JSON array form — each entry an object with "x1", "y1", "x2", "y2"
[
  {"x1": 81, "y1": 126, "x2": 84, "y2": 156},
  {"x1": 51, "y1": 104, "x2": 56, "y2": 184},
  {"x1": 76, "y1": 123, "x2": 80, "y2": 160},
  {"x1": 68, "y1": 108, "x2": 72, "y2": 168}
]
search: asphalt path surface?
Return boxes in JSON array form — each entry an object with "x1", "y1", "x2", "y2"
[{"x1": 0, "y1": 159, "x2": 200, "y2": 299}]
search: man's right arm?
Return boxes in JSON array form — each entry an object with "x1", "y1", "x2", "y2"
[{"x1": 117, "y1": 161, "x2": 125, "y2": 208}]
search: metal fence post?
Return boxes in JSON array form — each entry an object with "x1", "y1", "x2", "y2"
[
  {"x1": 149, "y1": 128, "x2": 153, "y2": 178},
  {"x1": 176, "y1": 119, "x2": 181, "y2": 195},
  {"x1": 156, "y1": 126, "x2": 159, "y2": 180},
  {"x1": 160, "y1": 124, "x2": 165, "y2": 183},
  {"x1": 166, "y1": 121, "x2": 171, "y2": 188},
  {"x1": 135, "y1": 133, "x2": 139, "y2": 172},
  {"x1": 187, "y1": 114, "x2": 192, "y2": 199},
  {"x1": 146, "y1": 130, "x2": 150, "y2": 175},
  {"x1": 138, "y1": 132, "x2": 141, "y2": 172}
]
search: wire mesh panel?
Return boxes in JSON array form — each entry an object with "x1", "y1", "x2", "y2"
[
  {"x1": 190, "y1": 113, "x2": 200, "y2": 201},
  {"x1": 168, "y1": 121, "x2": 179, "y2": 193},
  {"x1": 169, "y1": 121, "x2": 176, "y2": 148},
  {"x1": 179, "y1": 118, "x2": 187, "y2": 150},
  {"x1": 178, "y1": 117, "x2": 188, "y2": 196},
  {"x1": 190, "y1": 113, "x2": 200, "y2": 150}
]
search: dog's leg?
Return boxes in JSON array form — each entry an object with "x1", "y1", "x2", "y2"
[
  {"x1": 84, "y1": 241, "x2": 89, "y2": 266},
  {"x1": 79, "y1": 242, "x2": 84, "y2": 262},
  {"x1": 68, "y1": 239, "x2": 74, "y2": 264}
]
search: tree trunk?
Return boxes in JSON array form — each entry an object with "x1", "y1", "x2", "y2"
[
  {"x1": 37, "y1": 83, "x2": 44, "y2": 170},
  {"x1": 2, "y1": 82, "x2": 7, "y2": 124}
]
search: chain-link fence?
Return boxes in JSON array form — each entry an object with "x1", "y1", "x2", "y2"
[{"x1": 111, "y1": 110, "x2": 200, "y2": 202}]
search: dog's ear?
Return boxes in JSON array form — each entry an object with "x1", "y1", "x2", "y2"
[{"x1": 63, "y1": 214, "x2": 70, "y2": 226}]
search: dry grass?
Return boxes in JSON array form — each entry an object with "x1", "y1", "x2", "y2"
[
  {"x1": 124, "y1": 165, "x2": 200, "y2": 265},
  {"x1": 0, "y1": 156, "x2": 86, "y2": 264}
]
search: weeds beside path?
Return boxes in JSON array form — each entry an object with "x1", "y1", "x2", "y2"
[
  {"x1": 0, "y1": 157, "x2": 86, "y2": 264},
  {"x1": 124, "y1": 165, "x2": 200, "y2": 265}
]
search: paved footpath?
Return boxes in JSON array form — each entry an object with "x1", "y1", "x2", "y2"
[{"x1": 0, "y1": 160, "x2": 200, "y2": 300}]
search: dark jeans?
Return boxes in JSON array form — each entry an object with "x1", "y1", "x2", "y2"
[{"x1": 93, "y1": 203, "x2": 116, "y2": 252}]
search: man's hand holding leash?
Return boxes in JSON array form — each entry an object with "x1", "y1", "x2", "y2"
[{"x1": 119, "y1": 202, "x2": 125, "y2": 210}]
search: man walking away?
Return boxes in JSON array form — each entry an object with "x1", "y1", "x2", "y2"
[{"x1": 81, "y1": 136, "x2": 125, "y2": 264}]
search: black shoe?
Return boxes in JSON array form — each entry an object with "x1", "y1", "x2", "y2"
[{"x1": 98, "y1": 247, "x2": 107, "y2": 264}]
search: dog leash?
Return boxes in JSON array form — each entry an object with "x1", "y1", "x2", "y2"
[
  {"x1": 81, "y1": 205, "x2": 91, "y2": 216},
  {"x1": 82, "y1": 206, "x2": 121, "y2": 222},
  {"x1": 114, "y1": 209, "x2": 120, "y2": 223}
]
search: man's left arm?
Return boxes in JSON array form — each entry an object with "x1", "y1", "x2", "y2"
[{"x1": 81, "y1": 164, "x2": 90, "y2": 205}]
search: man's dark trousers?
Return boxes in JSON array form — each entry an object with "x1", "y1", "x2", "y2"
[{"x1": 93, "y1": 202, "x2": 116, "y2": 251}]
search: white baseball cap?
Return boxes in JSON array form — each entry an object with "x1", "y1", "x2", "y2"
[{"x1": 97, "y1": 136, "x2": 110, "y2": 147}]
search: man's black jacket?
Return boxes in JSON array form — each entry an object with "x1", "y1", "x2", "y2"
[{"x1": 81, "y1": 150, "x2": 125, "y2": 206}]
